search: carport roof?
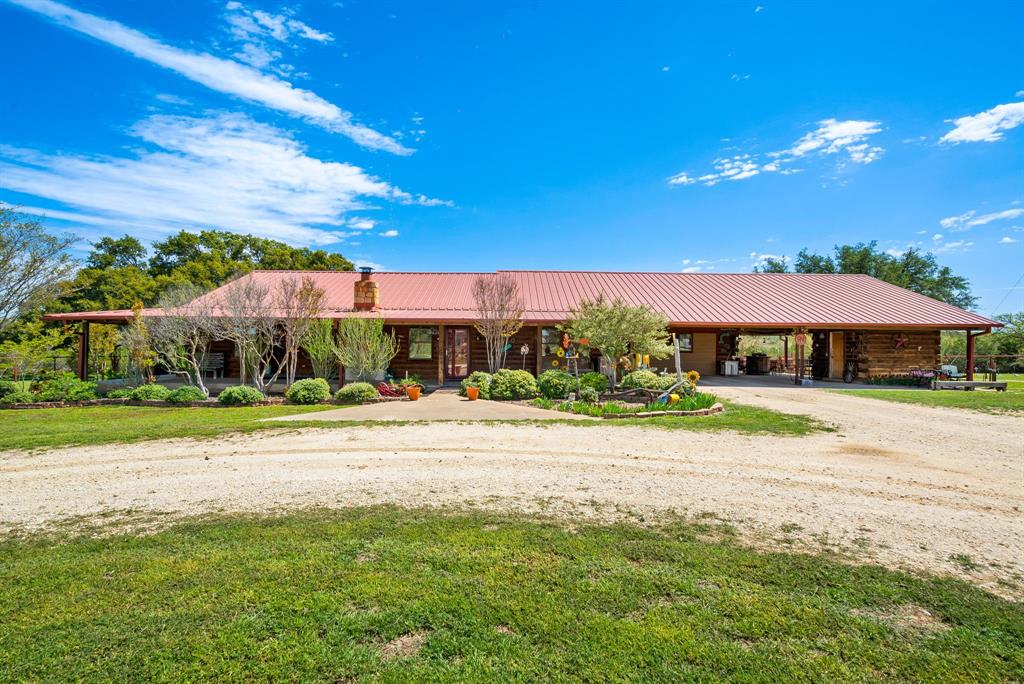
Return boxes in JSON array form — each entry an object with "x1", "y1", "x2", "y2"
[{"x1": 44, "y1": 270, "x2": 999, "y2": 330}]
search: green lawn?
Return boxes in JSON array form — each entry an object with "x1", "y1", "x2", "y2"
[
  {"x1": 832, "y1": 386, "x2": 1024, "y2": 414},
  {"x1": 1, "y1": 508, "x2": 1020, "y2": 682},
  {"x1": 0, "y1": 399, "x2": 829, "y2": 451},
  {"x1": 0, "y1": 404, "x2": 342, "y2": 450}
]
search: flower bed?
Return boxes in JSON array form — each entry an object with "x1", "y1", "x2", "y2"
[
  {"x1": 599, "y1": 403, "x2": 724, "y2": 419},
  {"x1": 530, "y1": 391, "x2": 722, "y2": 418}
]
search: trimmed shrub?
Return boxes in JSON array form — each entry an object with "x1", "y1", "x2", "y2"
[
  {"x1": 578, "y1": 386, "x2": 599, "y2": 404},
  {"x1": 537, "y1": 370, "x2": 573, "y2": 399},
  {"x1": 130, "y1": 384, "x2": 173, "y2": 401},
  {"x1": 167, "y1": 386, "x2": 208, "y2": 404},
  {"x1": 0, "y1": 390, "x2": 37, "y2": 405},
  {"x1": 618, "y1": 370, "x2": 661, "y2": 390},
  {"x1": 217, "y1": 385, "x2": 266, "y2": 405},
  {"x1": 335, "y1": 382, "x2": 378, "y2": 404},
  {"x1": 459, "y1": 371, "x2": 493, "y2": 399},
  {"x1": 104, "y1": 387, "x2": 135, "y2": 399},
  {"x1": 490, "y1": 369, "x2": 540, "y2": 400},
  {"x1": 0, "y1": 380, "x2": 18, "y2": 400},
  {"x1": 655, "y1": 375, "x2": 680, "y2": 391},
  {"x1": 34, "y1": 373, "x2": 98, "y2": 402},
  {"x1": 579, "y1": 371, "x2": 609, "y2": 394},
  {"x1": 286, "y1": 378, "x2": 332, "y2": 405}
]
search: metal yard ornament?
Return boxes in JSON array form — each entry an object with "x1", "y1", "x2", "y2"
[{"x1": 520, "y1": 343, "x2": 530, "y2": 369}]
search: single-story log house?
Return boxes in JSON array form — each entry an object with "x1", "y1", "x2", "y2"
[{"x1": 47, "y1": 268, "x2": 1000, "y2": 385}]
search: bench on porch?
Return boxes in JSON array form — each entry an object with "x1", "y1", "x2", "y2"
[
  {"x1": 200, "y1": 352, "x2": 225, "y2": 379},
  {"x1": 931, "y1": 380, "x2": 1008, "y2": 391}
]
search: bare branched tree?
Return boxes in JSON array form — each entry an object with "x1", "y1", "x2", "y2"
[
  {"x1": 277, "y1": 276, "x2": 326, "y2": 386},
  {"x1": 147, "y1": 284, "x2": 217, "y2": 397},
  {"x1": 337, "y1": 318, "x2": 399, "y2": 383},
  {"x1": 472, "y1": 273, "x2": 524, "y2": 373},
  {"x1": 0, "y1": 205, "x2": 76, "y2": 331},
  {"x1": 217, "y1": 277, "x2": 283, "y2": 393}
]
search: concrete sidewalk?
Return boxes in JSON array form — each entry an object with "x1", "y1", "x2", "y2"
[{"x1": 269, "y1": 389, "x2": 595, "y2": 422}]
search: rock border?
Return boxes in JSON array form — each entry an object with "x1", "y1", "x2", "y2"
[{"x1": 599, "y1": 402, "x2": 725, "y2": 419}]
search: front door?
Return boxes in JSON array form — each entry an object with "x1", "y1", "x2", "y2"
[
  {"x1": 445, "y1": 327, "x2": 470, "y2": 379},
  {"x1": 829, "y1": 332, "x2": 845, "y2": 379}
]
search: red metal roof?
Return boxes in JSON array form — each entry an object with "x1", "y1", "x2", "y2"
[{"x1": 44, "y1": 270, "x2": 999, "y2": 330}]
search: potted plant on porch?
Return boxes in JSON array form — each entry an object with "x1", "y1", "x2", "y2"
[{"x1": 399, "y1": 376, "x2": 423, "y2": 401}]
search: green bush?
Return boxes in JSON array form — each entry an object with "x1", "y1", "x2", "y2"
[
  {"x1": 335, "y1": 382, "x2": 378, "y2": 404},
  {"x1": 648, "y1": 392, "x2": 718, "y2": 412},
  {"x1": 490, "y1": 369, "x2": 540, "y2": 400},
  {"x1": 167, "y1": 386, "x2": 208, "y2": 404},
  {"x1": 579, "y1": 371, "x2": 609, "y2": 394},
  {"x1": 578, "y1": 386, "x2": 599, "y2": 403},
  {"x1": 618, "y1": 370, "x2": 661, "y2": 389},
  {"x1": 0, "y1": 380, "x2": 18, "y2": 399},
  {"x1": 217, "y1": 385, "x2": 266, "y2": 405},
  {"x1": 459, "y1": 371, "x2": 493, "y2": 399},
  {"x1": 655, "y1": 375, "x2": 681, "y2": 391},
  {"x1": 129, "y1": 384, "x2": 173, "y2": 401},
  {"x1": 104, "y1": 387, "x2": 135, "y2": 399},
  {"x1": 34, "y1": 373, "x2": 98, "y2": 402},
  {"x1": 0, "y1": 390, "x2": 37, "y2": 405},
  {"x1": 537, "y1": 370, "x2": 573, "y2": 399},
  {"x1": 286, "y1": 378, "x2": 332, "y2": 405}
]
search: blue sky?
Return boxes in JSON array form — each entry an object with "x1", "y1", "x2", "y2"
[{"x1": 1, "y1": 0, "x2": 1022, "y2": 314}]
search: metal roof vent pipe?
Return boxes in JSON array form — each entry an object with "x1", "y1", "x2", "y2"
[{"x1": 353, "y1": 266, "x2": 380, "y2": 311}]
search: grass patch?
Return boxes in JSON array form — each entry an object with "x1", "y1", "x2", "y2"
[
  {"x1": 0, "y1": 399, "x2": 829, "y2": 452},
  {"x1": 0, "y1": 507, "x2": 1021, "y2": 681},
  {"x1": 0, "y1": 404, "x2": 342, "y2": 450},
  {"x1": 831, "y1": 387, "x2": 1024, "y2": 414}
]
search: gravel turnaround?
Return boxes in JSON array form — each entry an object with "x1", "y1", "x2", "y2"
[{"x1": 2, "y1": 387, "x2": 1021, "y2": 596}]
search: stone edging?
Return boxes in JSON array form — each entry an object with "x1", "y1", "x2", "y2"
[{"x1": 599, "y1": 402, "x2": 725, "y2": 419}]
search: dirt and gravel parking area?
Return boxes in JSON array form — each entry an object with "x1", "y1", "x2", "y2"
[{"x1": 1, "y1": 387, "x2": 1021, "y2": 596}]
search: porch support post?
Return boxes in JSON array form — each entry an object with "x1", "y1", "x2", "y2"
[
  {"x1": 535, "y1": 326, "x2": 543, "y2": 376},
  {"x1": 333, "y1": 319, "x2": 344, "y2": 388},
  {"x1": 966, "y1": 329, "x2": 988, "y2": 381},
  {"x1": 437, "y1": 324, "x2": 445, "y2": 386},
  {"x1": 783, "y1": 336, "x2": 789, "y2": 371},
  {"x1": 77, "y1": 321, "x2": 90, "y2": 380}
]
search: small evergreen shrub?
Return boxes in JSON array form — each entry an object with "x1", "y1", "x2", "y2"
[
  {"x1": 34, "y1": 373, "x2": 98, "y2": 402},
  {"x1": 460, "y1": 371, "x2": 493, "y2": 399},
  {"x1": 167, "y1": 386, "x2": 208, "y2": 404},
  {"x1": 537, "y1": 370, "x2": 573, "y2": 399},
  {"x1": 104, "y1": 387, "x2": 134, "y2": 399},
  {"x1": 655, "y1": 375, "x2": 680, "y2": 391},
  {"x1": 618, "y1": 370, "x2": 661, "y2": 389},
  {"x1": 0, "y1": 380, "x2": 17, "y2": 399},
  {"x1": 579, "y1": 371, "x2": 609, "y2": 394},
  {"x1": 217, "y1": 385, "x2": 266, "y2": 405},
  {"x1": 130, "y1": 384, "x2": 173, "y2": 401},
  {"x1": 578, "y1": 386, "x2": 599, "y2": 404},
  {"x1": 0, "y1": 390, "x2": 37, "y2": 404},
  {"x1": 286, "y1": 378, "x2": 332, "y2": 404},
  {"x1": 490, "y1": 369, "x2": 540, "y2": 400},
  {"x1": 335, "y1": 382, "x2": 378, "y2": 404}
]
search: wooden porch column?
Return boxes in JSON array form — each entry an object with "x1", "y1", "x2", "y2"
[
  {"x1": 535, "y1": 326, "x2": 543, "y2": 376},
  {"x1": 333, "y1": 319, "x2": 344, "y2": 388},
  {"x1": 782, "y1": 336, "x2": 789, "y2": 371},
  {"x1": 77, "y1": 321, "x2": 90, "y2": 380},
  {"x1": 965, "y1": 329, "x2": 989, "y2": 382},
  {"x1": 437, "y1": 324, "x2": 446, "y2": 386}
]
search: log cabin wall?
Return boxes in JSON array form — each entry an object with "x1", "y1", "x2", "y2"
[
  {"x1": 468, "y1": 325, "x2": 540, "y2": 374},
  {"x1": 855, "y1": 330, "x2": 941, "y2": 378},
  {"x1": 649, "y1": 329, "x2": 718, "y2": 377},
  {"x1": 386, "y1": 325, "x2": 442, "y2": 381}
]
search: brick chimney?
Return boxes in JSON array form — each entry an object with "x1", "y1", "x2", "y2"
[{"x1": 353, "y1": 266, "x2": 379, "y2": 311}]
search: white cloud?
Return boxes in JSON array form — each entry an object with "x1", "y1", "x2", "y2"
[
  {"x1": 754, "y1": 5, "x2": 764, "y2": 12},
  {"x1": 749, "y1": 252, "x2": 788, "y2": 268},
  {"x1": 931, "y1": 239, "x2": 973, "y2": 254},
  {"x1": 939, "y1": 207, "x2": 1024, "y2": 231},
  {"x1": 353, "y1": 259, "x2": 384, "y2": 271},
  {"x1": 932, "y1": 233, "x2": 942, "y2": 240},
  {"x1": 730, "y1": 73, "x2": 751, "y2": 81},
  {"x1": 0, "y1": 112, "x2": 448, "y2": 247},
  {"x1": 8, "y1": 0, "x2": 410, "y2": 154},
  {"x1": 378, "y1": 229, "x2": 399, "y2": 238},
  {"x1": 224, "y1": 2, "x2": 332, "y2": 72},
  {"x1": 669, "y1": 118, "x2": 883, "y2": 188},
  {"x1": 940, "y1": 101, "x2": 1024, "y2": 144},
  {"x1": 1000, "y1": 236, "x2": 1017, "y2": 244}
]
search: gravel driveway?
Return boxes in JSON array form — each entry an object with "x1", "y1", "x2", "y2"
[{"x1": 2, "y1": 388, "x2": 1021, "y2": 596}]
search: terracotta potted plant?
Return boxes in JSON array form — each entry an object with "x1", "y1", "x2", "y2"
[
  {"x1": 406, "y1": 385, "x2": 421, "y2": 401},
  {"x1": 466, "y1": 386, "x2": 479, "y2": 401}
]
